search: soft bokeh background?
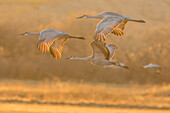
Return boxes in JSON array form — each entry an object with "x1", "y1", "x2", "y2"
[
  {"x1": 0, "y1": 0, "x2": 169, "y2": 84},
  {"x1": 0, "y1": 0, "x2": 170, "y2": 112}
]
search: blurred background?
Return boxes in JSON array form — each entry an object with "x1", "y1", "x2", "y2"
[{"x1": 0, "y1": 0, "x2": 170, "y2": 112}]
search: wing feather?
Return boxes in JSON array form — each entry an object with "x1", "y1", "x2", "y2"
[
  {"x1": 93, "y1": 16, "x2": 123, "y2": 41},
  {"x1": 111, "y1": 19, "x2": 127, "y2": 36},
  {"x1": 49, "y1": 37, "x2": 68, "y2": 59},
  {"x1": 91, "y1": 41, "x2": 109, "y2": 60},
  {"x1": 37, "y1": 33, "x2": 65, "y2": 53},
  {"x1": 105, "y1": 44, "x2": 118, "y2": 60}
]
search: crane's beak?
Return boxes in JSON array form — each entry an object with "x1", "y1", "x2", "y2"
[
  {"x1": 76, "y1": 15, "x2": 85, "y2": 19},
  {"x1": 65, "y1": 56, "x2": 72, "y2": 60},
  {"x1": 18, "y1": 32, "x2": 27, "y2": 35}
]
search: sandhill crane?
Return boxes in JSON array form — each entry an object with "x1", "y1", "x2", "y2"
[
  {"x1": 142, "y1": 63, "x2": 162, "y2": 74},
  {"x1": 66, "y1": 41, "x2": 129, "y2": 69},
  {"x1": 77, "y1": 12, "x2": 145, "y2": 41},
  {"x1": 21, "y1": 29, "x2": 85, "y2": 59}
]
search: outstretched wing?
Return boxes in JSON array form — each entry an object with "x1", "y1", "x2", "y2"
[
  {"x1": 105, "y1": 44, "x2": 118, "y2": 60},
  {"x1": 143, "y1": 64, "x2": 161, "y2": 68},
  {"x1": 37, "y1": 33, "x2": 65, "y2": 53},
  {"x1": 93, "y1": 16, "x2": 124, "y2": 41},
  {"x1": 91, "y1": 41, "x2": 109, "y2": 60},
  {"x1": 49, "y1": 37, "x2": 68, "y2": 59},
  {"x1": 111, "y1": 19, "x2": 127, "y2": 36}
]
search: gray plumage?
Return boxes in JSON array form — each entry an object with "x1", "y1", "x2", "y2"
[
  {"x1": 78, "y1": 12, "x2": 145, "y2": 41},
  {"x1": 67, "y1": 41, "x2": 128, "y2": 69},
  {"x1": 21, "y1": 29, "x2": 85, "y2": 59},
  {"x1": 142, "y1": 63, "x2": 162, "y2": 74}
]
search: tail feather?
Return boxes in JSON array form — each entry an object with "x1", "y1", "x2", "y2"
[{"x1": 122, "y1": 66, "x2": 129, "y2": 70}]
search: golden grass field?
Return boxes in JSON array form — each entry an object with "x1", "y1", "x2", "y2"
[
  {"x1": 0, "y1": 0, "x2": 170, "y2": 112},
  {"x1": 0, "y1": 79, "x2": 170, "y2": 113}
]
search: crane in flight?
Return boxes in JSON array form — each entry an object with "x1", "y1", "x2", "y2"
[
  {"x1": 142, "y1": 63, "x2": 162, "y2": 74},
  {"x1": 66, "y1": 41, "x2": 129, "y2": 69},
  {"x1": 21, "y1": 29, "x2": 85, "y2": 59},
  {"x1": 77, "y1": 12, "x2": 145, "y2": 41}
]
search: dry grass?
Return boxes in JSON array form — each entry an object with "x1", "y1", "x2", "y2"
[
  {"x1": 0, "y1": 79, "x2": 170, "y2": 108},
  {"x1": 0, "y1": 103, "x2": 170, "y2": 113}
]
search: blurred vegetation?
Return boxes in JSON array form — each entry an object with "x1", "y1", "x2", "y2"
[
  {"x1": 0, "y1": 0, "x2": 169, "y2": 84},
  {"x1": 0, "y1": 80, "x2": 170, "y2": 108}
]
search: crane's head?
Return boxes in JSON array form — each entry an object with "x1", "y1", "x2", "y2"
[
  {"x1": 65, "y1": 56, "x2": 75, "y2": 60},
  {"x1": 77, "y1": 15, "x2": 88, "y2": 19},
  {"x1": 19, "y1": 32, "x2": 30, "y2": 35}
]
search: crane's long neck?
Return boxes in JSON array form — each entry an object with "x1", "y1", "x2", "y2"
[
  {"x1": 71, "y1": 56, "x2": 91, "y2": 61},
  {"x1": 86, "y1": 14, "x2": 104, "y2": 19},
  {"x1": 24, "y1": 32, "x2": 40, "y2": 35},
  {"x1": 29, "y1": 32, "x2": 40, "y2": 35}
]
